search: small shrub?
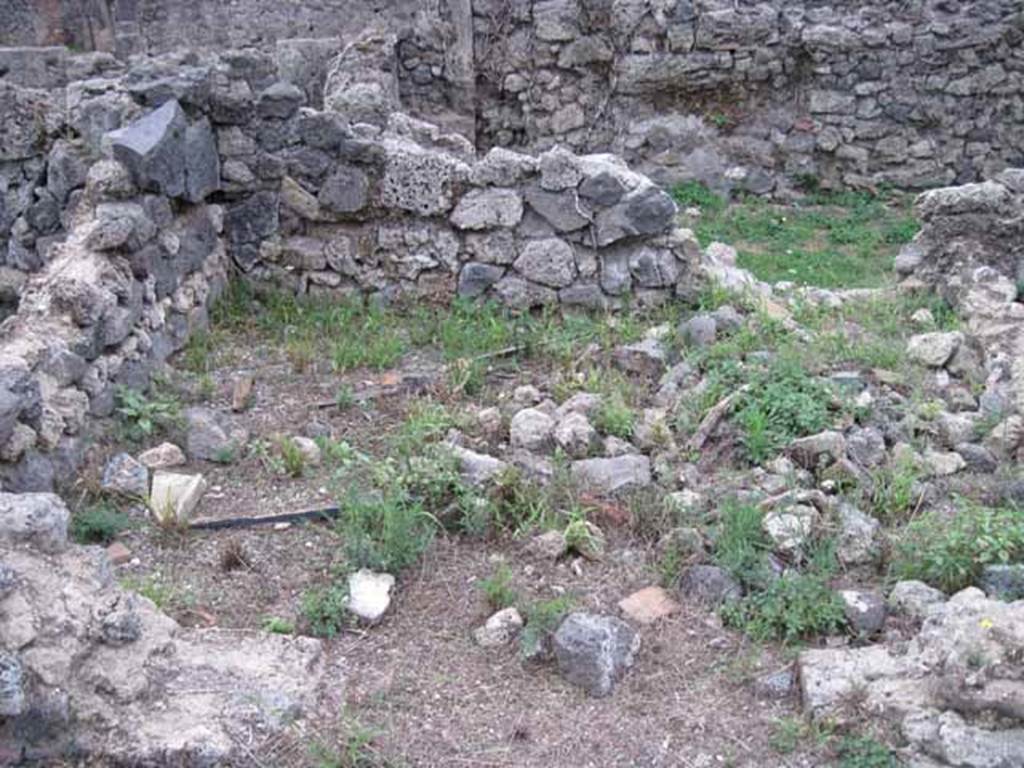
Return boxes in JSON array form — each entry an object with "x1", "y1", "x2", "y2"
[
  {"x1": 722, "y1": 569, "x2": 845, "y2": 644},
  {"x1": 836, "y1": 735, "x2": 898, "y2": 768},
  {"x1": 335, "y1": 383, "x2": 356, "y2": 410},
  {"x1": 712, "y1": 500, "x2": 772, "y2": 590},
  {"x1": 734, "y1": 356, "x2": 834, "y2": 463},
  {"x1": 890, "y1": 502, "x2": 1024, "y2": 593},
  {"x1": 519, "y1": 595, "x2": 574, "y2": 658},
  {"x1": 120, "y1": 575, "x2": 192, "y2": 613},
  {"x1": 479, "y1": 564, "x2": 518, "y2": 610},
  {"x1": 115, "y1": 386, "x2": 181, "y2": 442},
  {"x1": 262, "y1": 616, "x2": 295, "y2": 635},
  {"x1": 671, "y1": 180, "x2": 725, "y2": 214},
  {"x1": 301, "y1": 582, "x2": 349, "y2": 638},
  {"x1": 593, "y1": 395, "x2": 635, "y2": 439},
  {"x1": 869, "y1": 454, "x2": 921, "y2": 522},
  {"x1": 279, "y1": 437, "x2": 307, "y2": 478},
  {"x1": 337, "y1": 492, "x2": 436, "y2": 574},
  {"x1": 71, "y1": 503, "x2": 131, "y2": 544}
]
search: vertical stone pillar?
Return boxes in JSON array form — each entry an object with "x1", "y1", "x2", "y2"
[{"x1": 445, "y1": 0, "x2": 477, "y2": 146}]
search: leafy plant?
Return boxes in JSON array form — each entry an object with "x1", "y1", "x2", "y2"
[
  {"x1": 115, "y1": 386, "x2": 181, "y2": 442},
  {"x1": 279, "y1": 437, "x2": 307, "y2": 478},
  {"x1": 593, "y1": 395, "x2": 635, "y2": 439},
  {"x1": 301, "y1": 582, "x2": 349, "y2": 638},
  {"x1": 519, "y1": 595, "x2": 574, "y2": 658},
  {"x1": 71, "y1": 503, "x2": 131, "y2": 544},
  {"x1": 335, "y1": 383, "x2": 356, "y2": 410},
  {"x1": 836, "y1": 735, "x2": 899, "y2": 768},
  {"x1": 671, "y1": 180, "x2": 726, "y2": 214},
  {"x1": 713, "y1": 500, "x2": 772, "y2": 590},
  {"x1": 336, "y1": 492, "x2": 436, "y2": 574},
  {"x1": 869, "y1": 454, "x2": 921, "y2": 522},
  {"x1": 262, "y1": 616, "x2": 295, "y2": 635},
  {"x1": 479, "y1": 564, "x2": 518, "y2": 611},
  {"x1": 890, "y1": 502, "x2": 1024, "y2": 592},
  {"x1": 733, "y1": 355, "x2": 834, "y2": 463},
  {"x1": 722, "y1": 568, "x2": 845, "y2": 643}
]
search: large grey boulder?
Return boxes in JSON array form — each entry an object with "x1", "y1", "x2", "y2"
[
  {"x1": 570, "y1": 454, "x2": 651, "y2": 495},
  {"x1": 183, "y1": 118, "x2": 220, "y2": 203},
  {"x1": 0, "y1": 492, "x2": 69, "y2": 553},
  {"x1": 553, "y1": 612, "x2": 640, "y2": 697},
  {"x1": 184, "y1": 407, "x2": 246, "y2": 462},
  {"x1": 513, "y1": 238, "x2": 577, "y2": 288},
  {"x1": 679, "y1": 564, "x2": 742, "y2": 605},
  {"x1": 107, "y1": 100, "x2": 187, "y2": 199}
]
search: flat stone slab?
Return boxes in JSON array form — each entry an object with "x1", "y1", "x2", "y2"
[{"x1": 618, "y1": 586, "x2": 680, "y2": 625}]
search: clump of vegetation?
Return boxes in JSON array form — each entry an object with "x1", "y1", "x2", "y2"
[
  {"x1": 279, "y1": 437, "x2": 308, "y2": 478},
  {"x1": 519, "y1": 595, "x2": 575, "y2": 658},
  {"x1": 674, "y1": 183, "x2": 918, "y2": 288},
  {"x1": 262, "y1": 616, "x2": 295, "y2": 635},
  {"x1": 478, "y1": 564, "x2": 518, "y2": 611},
  {"x1": 836, "y1": 734, "x2": 899, "y2": 768},
  {"x1": 890, "y1": 502, "x2": 1024, "y2": 592},
  {"x1": 593, "y1": 393, "x2": 635, "y2": 439},
  {"x1": 115, "y1": 386, "x2": 181, "y2": 442},
  {"x1": 336, "y1": 492, "x2": 436, "y2": 575},
  {"x1": 869, "y1": 453, "x2": 922, "y2": 522},
  {"x1": 219, "y1": 539, "x2": 252, "y2": 571},
  {"x1": 71, "y1": 503, "x2": 131, "y2": 544},
  {"x1": 713, "y1": 503, "x2": 844, "y2": 643},
  {"x1": 301, "y1": 582, "x2": 349, "y2": 639},
  {"x1": 734, "y1": 355, "x2": 835, "y2": 464}
]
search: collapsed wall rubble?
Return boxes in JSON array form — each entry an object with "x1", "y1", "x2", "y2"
[{"x1": 0, "y1": 491, "x2": 326, "y2": 764}]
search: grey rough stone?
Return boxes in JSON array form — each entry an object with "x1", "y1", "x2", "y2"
[
  {"x1": 612, "y1": 338, "x2": 667, "y2": 378},
  {"x1": 257, "y1": 81, "x2": 305, "y2": 119},
  {"x1": 553, "y1": 412, "x2": 599, "y2": 459},
  {"x1": 0, "y1": 492, "x2": 69, "y2": 553},
  {"x1": 839, "y1": 589, "x2": 887, "y2": 636},
  {"x1": 679, "y1": 314, "x2": 717, "y2": 347},
  {"x1": 183, "y1": 118, "x2": 220, "y2": 203},
  {"x1": 0, "y1": 653, "x2": 24, "y2": 717},
  {"x1": 570, "y1": 454, "x2": 651, "y2": 495},
  {"x1": 184, "y1": 407, "x2": 244, "y2": 461},
  {"x1": 553, "y1": 612, "x2": 640, "y2": 697},
  {"x1": 101, "y1": 453, "x2": 149, "y2": 498},
  {"x1": 846, "y1": 427, "x2": 886, "y2": 468},
  {"x1": 978, "y1": 564, "x2": 1024, "y2": 601},
  {"x1": 457, "y1": 262, "x2": 504, "y2": 298},
  {"x1": 955, "y1": 442, "x2": 998, "y2": 473},
  {"x1": 836, "y1": 503, "x2": 880, "y2": 566},
  {"x1": 513, "y1": 238, "x2": 576, "y2": 288},
  {"x1": 524, "y1": 185, "x2": 589, "y2": 232},
  {"x1": 318, "y1": 165, "x2": 370, "y2": 214},
  {"x1": 509, "y1": 408, "x2": 555, "y2": 453},
  {"x1": 888, "y1": 580, "x2": 946, "y2": 620},
  {"x1": 595, "y1": 184, "x2": 677, "y2": 246},
  {"x1": 906, "y1": 331, "x2": 963, "y2": 368},
  {"x1": 450, "y1": 188, "x2": 523, "y2": 230},
  {"x1": 679, "y1": 565, "x2": 742, "y2": 605},
  {"x1": 106, "y1": 100, "x2": 187, "y2": 199}
]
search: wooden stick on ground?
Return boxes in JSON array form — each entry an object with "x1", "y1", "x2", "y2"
[{"x1": 687, "y1": 385, "x2": 750, "y2": 452}]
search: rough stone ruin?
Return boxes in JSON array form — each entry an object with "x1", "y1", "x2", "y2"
[{"x1": 0, "y1": 2, "x2": 1023, "y2": 766}]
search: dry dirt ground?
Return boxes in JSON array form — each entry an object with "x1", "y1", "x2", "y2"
[{"x1": 76, "y1": 319, "x2": 838, "y2": 768}]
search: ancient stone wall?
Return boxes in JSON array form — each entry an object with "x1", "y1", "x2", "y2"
[
  {"x1": 0, "y1": 35, "x2": 701, "y2": 493},
  {"x1": 474, "y1": 0, "x2": 1024, "y2": 193},
  {"x1": 5, "y1": 1, "x2": 1023, "y2": 195}
]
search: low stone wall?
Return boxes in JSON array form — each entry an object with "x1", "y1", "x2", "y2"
[
  {"x1": 896, "y1": 168, "x2": 1024, "y2": 397},
  {"x1": 0, "y1": 108, "x2": 228, "y2": 493},
  {"x1": 0, "y1": 37, "x2": 703, "y2": 493}
]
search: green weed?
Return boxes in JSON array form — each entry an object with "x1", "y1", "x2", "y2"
[
  {"x1": 336, "y1": 492, "x2": 436, "y2": 574},
  {"x1": 519, "y1": 595, "x2": 575, "y2": 658},
  {"x1": 262, "y1": 616, "x2": 295, "y2": 634},
  {"x1": 836, "y1": 735, "x2": 898, "y2": 768},
  {"x1": 115, "y1": 386, "x2": 181, "y2": 442},
  {"x1": 890, "y1": 502, "x2": 1024, "y2": 592},
  {"x1": 301, "y1": 582, "x2": 349, "y2": 638},
  {"x1": 71, "y1": 502, "x2": 131, "y2": 544},
  {"x1": 479, "y1": 564, "x2": 518, "y2": 611}
]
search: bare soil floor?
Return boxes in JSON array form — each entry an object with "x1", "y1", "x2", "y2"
[{"x1": 83, "y1": 321, "x2": 835, "y2": 768}]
